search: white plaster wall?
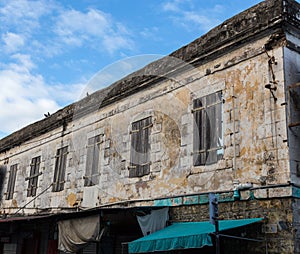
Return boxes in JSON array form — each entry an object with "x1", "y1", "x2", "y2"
[{"x1": 0, "y1": 34, "x2": 291, "y2": 214}]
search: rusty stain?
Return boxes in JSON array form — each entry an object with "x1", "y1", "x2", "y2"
[
  {"x1": 105, "y1": 126, "x2": 111, "y2": 137},
  {"x1": 66, "y1": 193, "x2": 77, "y2": 207},
  {"x1": 12, "y1": 199, "x2": 17, "y2": 208},
  {"x1": 173, "y1": 88, "x2": 190, "y2": 107},
  {"x1": 239, "y1": 147, "x2": 247, "y2": 157},
  {"x1": 159, "y1": 112, "x2": 181, "y2": 170},
  {"x1": 108, "y1": 197, "x2": 118, "y2": 203}
]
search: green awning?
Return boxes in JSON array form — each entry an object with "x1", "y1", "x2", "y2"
[{"x1": 128, "y1": 218, "x2": 263, "y2": 253}]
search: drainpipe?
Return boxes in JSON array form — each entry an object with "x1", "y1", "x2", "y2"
[{"x1": 231, "y1": 85, "x2": 237, "y2": 180}]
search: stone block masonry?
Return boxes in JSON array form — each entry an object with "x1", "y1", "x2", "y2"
[{"x1": 170, "y1": 198, "x2": 294, "y2": 254}]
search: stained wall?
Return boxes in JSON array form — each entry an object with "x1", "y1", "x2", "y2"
[{"x1": 0, "y1": 33, "x2": 290, "y2": 214}]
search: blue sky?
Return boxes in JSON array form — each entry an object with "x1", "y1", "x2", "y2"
[{"x1": 0, "y1": 0, "x2": 262, "y2": 139}]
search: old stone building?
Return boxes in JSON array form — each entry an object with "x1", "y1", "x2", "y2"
[{"x1": 1, "y1": 0, "x2": 300, "y2": 253}]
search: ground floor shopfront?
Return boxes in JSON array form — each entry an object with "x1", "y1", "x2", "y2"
[{"x1": 0, "y1": 192, "x2": 298, "y2": 254}]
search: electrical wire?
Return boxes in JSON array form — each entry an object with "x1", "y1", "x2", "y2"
[{"x1": 13, "y1": 183, "x2": 53, "y2": 216}]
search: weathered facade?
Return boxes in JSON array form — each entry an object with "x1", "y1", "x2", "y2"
[{"x1": 1, "y1": 0, "x2": 300, "y2": 253}]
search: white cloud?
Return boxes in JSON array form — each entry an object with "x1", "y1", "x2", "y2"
[
  {"x1": 0, "y1": 1, "x2": 137, "y2": 138},
  {"x1": 1, "y1": 2, "x2": 135, "y2": 57},
  {"x1": 0, "y1": 55, "x2": 85, "y2": 137},
  {"x1": 212, "y1": 4, "x2": 225, "y2": 14},
  {"x1": 2, "y1": 32, "x2": 25, "y2": 53},
  {"x1": 54, "y1": 9, "x2": 110, "y2": 39},
  {"x1": 162, "y1": 1, "x2": 181, "y2": 12},
  {"x1": 140, "y1": 27, "x2": 160, "y2": 40},
  {"x1": 9, "y1": 54, "x2": 36, "y2": 73},
  {"x1": 102, "y1": 34, "x2": 132, "y2": 55},
  {"x1": 0, "y1": 0, "x2": 55, "y2": 33},
  {"x1": 54, "y1": 8, "x2": 133, "y2": 54},
  {"x1": 0, "y1": 70, "x2": 58, "y2": 135},
  {"x1": 48, "y1": 83, "x2": 86, "y2": 103},
  {"x1": 0, "y1": 0, "x2": 61, "y2": 57},
  {"x1": 182, "y1": 12, "x2": 216, "y2": 31},
  {"x1": 162, "y1": 0, "x2": 194, "y2": 11},
  {"x1": 162, "y1": 0, "x2": 223, "y2": 32}
]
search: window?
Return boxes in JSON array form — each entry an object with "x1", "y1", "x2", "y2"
[
  {"x1": 288, "y1": 83, "x2": 300, "y2": 127},
  {"x1": 52, "y1": 146, "x2": 68, "y2": 192},
  {"x1": 0, "y1": 165, "x2": 6, "y2": 200},
  {"x1": 129, "y1": 117, "x2": 152, "y2": 177},
  {"x1": 193, "y1": 92, "x2": 223, "y2": 166},
  {"x1": 6, "y1": 164, "x2": 17, "y2": 200},
  {"x1": 26, "y1": 156, "x2": 41, "y2": 197},
  {"x1": 84, "y1": 135, "x2": 102, "y2": 186}
]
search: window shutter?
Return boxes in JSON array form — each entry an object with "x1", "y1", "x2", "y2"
[
  {"x1": 193, "y1": 92, "x2": 223, "y2": 166},
  {"x1": 129, "y1": 120, "x2": 140, "y2": 177},
  {"x1": 53, "y1": 146, "x2": 68, "y2": 192},
  {"x1": 27, "y1": 156, "x2": 41, "y2": 197},
  {"x1": 85, "y1": 137, "x2": 95, "y2": 186},
  {"x1": 59, "y1": 147, "x2": 68, "y2": 191},
  {"x1": 6, "y1": 164, "x2": 17, "y2": 200},
  {"x1": 91, "y1": 135, "x2": 101, "y2": 185},
  {"x1": 32, "y1": 157, "x2": 40, "y2": 196},
  {"x1": 130, "y1": 117, "x2": 152, "y2": 177}
]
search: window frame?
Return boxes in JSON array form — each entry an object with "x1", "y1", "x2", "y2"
[
  {"x1": 0, "y1": 165, "x2": 6, "y2": 198},
  {"x1": 193, "y1": 91, "x2": 223, "y2": 166},
  {"x1": 26, "y1": 156, "x2": 41, "y2": 197},
  {"x1": 52, "y1": 146, "x2": 68, "y2": 192},
  {"x1": 288, "y1": 83, "x2": 300, "y2": 127},
  {"x1": 6, "y1": 164, "x2": 17, "y2": 200},
  {"x1": 84, "y1": 135, "x2": 102, "y2": 186},
  {"x1": 129, "y1": 116, "x2": 152, "y2": 177}
]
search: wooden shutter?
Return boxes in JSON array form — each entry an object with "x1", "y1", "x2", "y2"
[
  {"x1": 91, "y1": 135, "x2": 101, "y2": 185},
  {"x1": 193, "y1": 92, "x2": 223, "y2": 166},
  {"x1": 0, "y1": 165, "x2": 6, "y2": 198},
  {"x1": 6, "y1": 164, "x2": 17, "y2": 200},
  {"x1": 85, "y1": 135, "x2": 101, "y2": 186},
  {"x1": 129, "y1": 117, "x2": 152, "y2": 177},
  {"x1": 27, "y1": 156, "x2": 41, "y2": 197},
  {"x1": 53, "y1": 146, "x2": 68, "y2": 192},
  {"x1": 193, "y1": 98, "x2": 209, "y2": 165},
  {"x1": 206, "y1": 93, "x2": 216, "y2": 164}
]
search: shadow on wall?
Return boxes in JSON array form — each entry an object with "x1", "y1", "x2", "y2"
[{"x1": 0, "y1": 166, "x2": 6, "y2": 202}]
